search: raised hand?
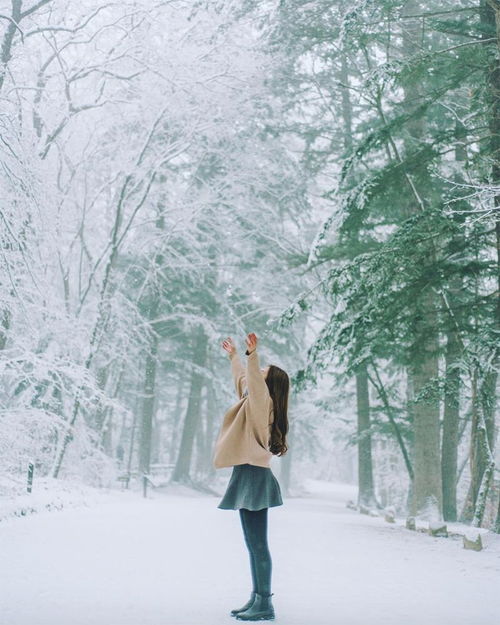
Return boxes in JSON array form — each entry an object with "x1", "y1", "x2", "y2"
[
  {"x1": 222, "y1": 337, "x2": 236, "y2": 355},
  {"x1": 245, "y1": 332, "x2": 258, "y2": 354}
]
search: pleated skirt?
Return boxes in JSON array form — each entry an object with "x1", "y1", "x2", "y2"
[{"x1": 217, "y1": 463, "x2": 283, "y2": 511}]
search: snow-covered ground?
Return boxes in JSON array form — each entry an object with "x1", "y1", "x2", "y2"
[{"x1": 1, "y1": 478, "x2": 499, "y2": 625}]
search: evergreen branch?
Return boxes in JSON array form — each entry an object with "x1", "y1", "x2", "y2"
[{"x1": 367, "y1": 361, "x2": 414, "y2": 480}]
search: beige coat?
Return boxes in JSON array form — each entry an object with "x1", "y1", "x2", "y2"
[{"x1": 212, "y1": 349, "x2": 274, "y2": 469}]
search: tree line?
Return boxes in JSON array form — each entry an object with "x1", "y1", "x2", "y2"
[
  {"x1": 1, "y1": 0, "x2": 499, "y2": 533},
  {"x1": 272, "y1": 0, "x2": 500, "y2": 530}
]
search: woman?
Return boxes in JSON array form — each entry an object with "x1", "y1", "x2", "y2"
[{"x1": 212, "y1": 332, "x2": 290, "y2": 622}]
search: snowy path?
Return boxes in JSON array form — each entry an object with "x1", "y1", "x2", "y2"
[{"x1": 1, "y1": 479, "x2": 499, "y2": 625}]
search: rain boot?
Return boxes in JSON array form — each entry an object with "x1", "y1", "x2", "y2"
[
  {"x1": 230, "y1": 591, "x2": 257, "y2": 617},
  {"x1": 235, "y1": 592, "x2": 275, "y2": 621}
]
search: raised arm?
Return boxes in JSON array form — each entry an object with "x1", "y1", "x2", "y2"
[
  {"x1": 222, "y1": 337, "x2": 246, "y2": 399},
  {"x1": 229, "y1": 350, "x2": 246, "y2": 399},
  {"x1": 246, "y1": 349, "x2": 271, "y2": 416}
]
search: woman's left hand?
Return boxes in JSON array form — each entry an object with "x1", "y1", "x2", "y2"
[
  {"x1": 246, "y1": 332, "x2": 258, "y2": 354},
  {"x1": 222, "y1": 337, "x2": 236, "y2": 355}
]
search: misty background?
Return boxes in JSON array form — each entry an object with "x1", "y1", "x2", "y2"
[{"x1": 1, "y1": 0, "x2": 500, "y2": 533}]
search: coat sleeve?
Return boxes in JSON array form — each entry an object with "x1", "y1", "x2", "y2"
[
  {"x1": 229, "y1": 350, "x2": 246, "y2": 399},
  {"x1": 246, "y1": 350, "x2": 272, "y2": 428}
]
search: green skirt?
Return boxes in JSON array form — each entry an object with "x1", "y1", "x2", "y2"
[{"x1": 217, "y1": 463, "x2": 283, "y2": 511}]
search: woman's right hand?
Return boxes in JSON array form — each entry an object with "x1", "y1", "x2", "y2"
[
  {"x1": 245, "y1": 332, "x2": 258, "y2": 354},
  {"x1": 222, "y1": 337, "x2": 236, "y2": 355}
]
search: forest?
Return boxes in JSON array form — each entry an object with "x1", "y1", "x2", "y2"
[{"x1": 1, "y1": 0, "x2": 499, "y2": 535}]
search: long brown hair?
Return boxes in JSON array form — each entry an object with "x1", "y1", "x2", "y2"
[{"x1": 265, "y1": 365, "x2": 290, "y2": 456}]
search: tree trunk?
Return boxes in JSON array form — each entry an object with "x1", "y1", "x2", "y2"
[
  {"x1": 0, "y1": 0, "x2": 22, "y2": 93},
  {"x1": 204, "y1": 381, "x2": 217, "y2": 479},
  {"x1": 139, "y1": 326, "x2": 159, "y2": 474},
  {"x1": 401, "y1": 0, "x2": 443, "y2": 520},
  {"x1": 405, "y1": 371, "x2": 415, "y2": 511},
  {"x1": 0, "y1": 308, "x2": 11, "y2": 350},
  {"x1": 138, "y1": 204, "x2": 167, "y2": 475},
  {"x1": 461, "y1": 368, "x2": 497, "y2": 525},
  {"x1": 339, "y1": 49, "x2": 353, "y2": 154},
  {"x1": 441, "y1": 115, "x2": 469, "y2": 521},
  {"x1": 169, "y1": 380, "x2": 186, "y2": 464},
  {"x1": 356, "y1": 363, "x2": 376, "y2": 508},
  {"x1": 479, "y1": 0, "x2": 500, "y2": 531},
  {"x1": 100, "y1": 360, "x2": 126, "y2": 455},
  {"x1": 171, "y1": 327, "x2": 208, "y2": 483},
  {"x1": 408, "y1": 304, "x2": 442, "y2": 519},
  {"x1": 126, "y1": 388, "x2": 142, "y2": 478},
  {"x1": 472, "y1": 370, "x2": 497, "y2": 527},
  {"x1": 194, "y1": 386, "x2": 208, "y2": 479},
  {"x1": 151, "y1": 416, "x2": 161, "y2": 465},
  {"x1": 340, "y1": 51, "x2": 377, "y2": 508},
  {"x1": 442, "y1": 323, "x2": 461, "y2": 521},
  {"x1": 95, "y1": 364, "x2": 110, "y2": 440}
]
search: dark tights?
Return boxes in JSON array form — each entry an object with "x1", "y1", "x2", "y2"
[{"x1": 239, "y1": 507, "x2": 272, "y2": 597}]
